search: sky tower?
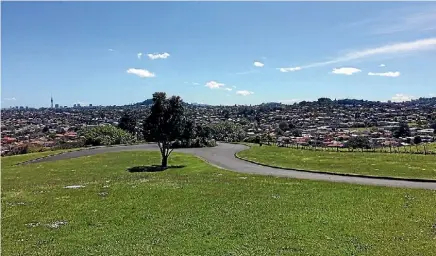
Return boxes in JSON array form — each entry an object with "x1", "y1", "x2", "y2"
[{"x1": 51, "y1": 95, "x2": 53, "y2": 108}]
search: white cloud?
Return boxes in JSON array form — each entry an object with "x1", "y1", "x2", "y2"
[
  {"x1": 295, "y1": 38, "x2": 436, "y2": 69},
  {"x1": 236, "y1": 90, "x2": 254, "y2": 96},
  {"x1": 108, "y1": 49, "x2": 114, "y2": 52},
  {"x1": 232, "y1": 85, "x2": 237, "y2": 88},
  {"x1": 147, "y1": 52, "x2": 170, "y2": 60},
  {"x1": 205, "y1": 81, "x2": 225, "y2": 89},
  {"x1": 192, "y1": 82, "x2": 200, "y2": 85},
  {"x1": 368, "y1": 71, "x2": 400, "y2": 77},
  {"x1": 3, "y1": 97, "x2": 16, "y2": 101},
  {"x1": 429, "y1": 93, "x2": 435, "y2": 97},
  {"x1": 391, "y1": 93, "x2": 415, "y2": 102},
  {"x1": 224, "y1": 88, "x2": 233, "y2": 91},
  {"x1": 137, "y1": 52, "x2": 142, "y2": 59},
  {"x1": 253, "y1": 61, "x2": 264, "y2": 67},
  {"x1": 278, "y1": 67, "x2": 302, "y2": 72},
  {"x1": 379, "y1": 64, "x2": 386, "y2": 67},
  {"x1": 332, "y1": 67, "x2": 362, "y2": 75},
  {"x1": 126, "y1": 68, "x2": 156, "y2": 78}
]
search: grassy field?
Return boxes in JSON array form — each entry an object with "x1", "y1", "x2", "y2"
[
  {"x1": 271, "y1": 142, "x2": 436, "y2": 154},
  {"x1": 238, "y1": 144, "x2": 436, "y2": 180},
  {"x1": 2, "y1": 148, "x2": 85, "y2": 167},
  {"x1": 2, "y1": 151, "x2": 436, "y2": 255}
]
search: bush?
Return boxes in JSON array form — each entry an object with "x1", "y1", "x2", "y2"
[
  {"x1": 243, "y1": 136, "x2": 261, "y2": 144},
  {"x1": 209, "y1": 121, "x2": 246, "y2": 142},
  {"x1": 79, "y1": 125, "x2": 136, "y2": 146}
]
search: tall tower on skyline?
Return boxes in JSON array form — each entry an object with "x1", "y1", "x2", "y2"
[{"x1": 51, "y1": 95, "x2": 53, "y2": 108}]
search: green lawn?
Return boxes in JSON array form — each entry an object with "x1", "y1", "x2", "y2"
[
  {"x1": 1, "y1": 148, "x2": 85, "y2": 167},
  {"x1": 238, "y1": 145, "x2": 436, "y2": 180},
  {"x1": 2, "y1": 151, "x2": 436, "y2": 255}
]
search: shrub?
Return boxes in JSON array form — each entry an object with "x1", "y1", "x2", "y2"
[{"x1": 79, "y1": 125, "x2": 136, "y2": 146}]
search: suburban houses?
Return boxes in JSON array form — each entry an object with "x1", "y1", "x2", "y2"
[{"x1": 1, "y1": 97, "x2": 435, "y2": 155}]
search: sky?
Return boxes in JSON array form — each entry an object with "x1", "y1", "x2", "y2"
[{"x1": 2, "y1": 2, "x2": 436, "y2": 108}]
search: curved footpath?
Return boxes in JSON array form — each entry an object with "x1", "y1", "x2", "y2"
[{"x1": 22, "y1": 143, "x2": 436, "y2": 190}]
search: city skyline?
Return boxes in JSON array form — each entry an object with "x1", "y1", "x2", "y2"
[{"x1": 2, "y1": 2, "x2": 436, "y2": 108}]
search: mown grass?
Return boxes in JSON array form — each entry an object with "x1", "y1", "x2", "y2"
[
  {"x1": 238, "y1": 144, "x2": 436, "y2": 180},
  {"x1": 2, "y1": 151, "x2": 436, "y2": 255},
  {"x1": 1, "y1": 148, "x2": 85, "y2": 167}
]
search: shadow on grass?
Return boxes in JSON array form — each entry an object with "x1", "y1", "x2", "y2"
[{"x1": 127, "y1": 165, "x2": 186, "y2": 173}]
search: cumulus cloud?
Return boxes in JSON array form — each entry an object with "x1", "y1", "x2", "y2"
[
  {"x1": 278, "y1": 67, "x2": 302, "y2": 72},
  {"x1": 253, "y1": 61, "x2": 264, "y2": 67},
  {"x1": 3, "y1": 97, "x2": 16, "y2": 101},
  {"x1": 224, "y1": 88, "x2": 233, "y2": 91},
  {"x1": 108, "y1": 49, "x2": 115, "y2": 52},
  {"x1": 205, "y1": 81, "x2": 225, "y2": 89},
  {"x1": 391, "y1": 93, "x2": 415, "y2": 102},
  {"x1": 368, "y1": 71, "x2": 400, "y2": 77},
  {"x1": 236, "y1": 90, "x2": 254, "y2": 96},
  {"x1": 126, "y1": 68, "x2": 156, "y2": 78},
  {"x1": 331, "y1": 67, "x2": 362, "y2": 75},
  {"x1": 147, "y1": 52, "x2": 170, "y2": 60},
  {"x1": 137, "y1": 52, "x2": 143, "y2": 59},
  {"x1": 379, "y1": 64, "x2": 386, "y2": 67}
]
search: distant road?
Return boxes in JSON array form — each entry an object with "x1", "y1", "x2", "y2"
[{"x1": 24, "y1": 143, "x2": 436, "y2": 190}]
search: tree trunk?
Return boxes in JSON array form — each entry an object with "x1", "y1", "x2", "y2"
[{"x1": 161, "y1": 155, "x2": 168, "y2": 168}]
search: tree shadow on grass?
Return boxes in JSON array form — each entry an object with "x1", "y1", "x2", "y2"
[{"x1": 127, "y1": 165, "x2": 186, "y2": 173}]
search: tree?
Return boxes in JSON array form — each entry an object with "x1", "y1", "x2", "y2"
[
  {"x1": 209, "y1": 121, "x2": 246, "y2": 142},
  {"x1": 118, "y1": 113, "x2": 137, "y2": 134},
  {"x1": 291, "y1": 129, "x2": 302, "y2": 137},
  {"x1": 346, "y1": 136, "x2": 371, "y2": 149},
  {"x1": 42, "y1": 126, "x2": 49, "y2": 133},
  {"x1": 278, "y1": 121, "x2": 289, "y2": 131},
  {"x1": 413, "y1": 136, "x2": 422, "y2": 145},
  {"x1": 393, "y1": 122, "x2": 411, "y2": 138},
  {"x1": 143, "y1": 92, "x2": 185, "y2": 168},
  {"x1": 181, "y1": 120, "x2": 196, "y2": 145}
]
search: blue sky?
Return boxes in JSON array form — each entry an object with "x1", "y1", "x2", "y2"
[{"x1": 2, "y1": 2, "x2": 436, "y2": 108}]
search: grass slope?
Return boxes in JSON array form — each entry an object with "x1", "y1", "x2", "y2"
[
  {"x1": 2, "y1": 151, "x2": 436, "y2": 256},
  {"x1": 237, "y1": 145, "x2": 436, "y2": 180},
  {"x1": 2, "y1": 148, "x2": 84, "y2": 167}
]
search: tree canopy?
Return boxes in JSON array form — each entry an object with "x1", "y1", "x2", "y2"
[
  {"x1": 142, "y1": 92, "x2": 185, "y2": 168},
  {"x1": 393, "y1": 122, "x2": 411, "y2": 138},
  {"x1": 118, "y1": 113, "x2": 137, "y2": 134}
]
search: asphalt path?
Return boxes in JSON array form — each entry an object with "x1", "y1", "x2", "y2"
[{"x1": 24, "y1": 143, "x2": 436, "y2": 190}]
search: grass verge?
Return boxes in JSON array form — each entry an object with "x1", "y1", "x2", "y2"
[
  {"x1": 237, "y1": 144, "x2": 436, "y2": 180},
  {"x1": 2, "y1": 151, "x2": 436, "y2": 255}
]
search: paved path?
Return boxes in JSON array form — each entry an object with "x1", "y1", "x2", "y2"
[{"x1": 25, "y1": 143, "x2": 436, "y2": 190}]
